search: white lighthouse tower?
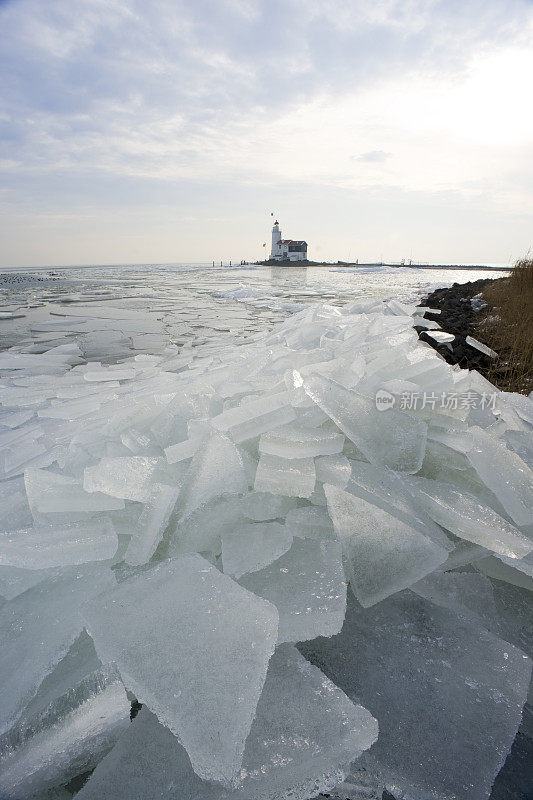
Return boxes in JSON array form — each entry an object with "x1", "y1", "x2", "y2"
[
  {"x1": 269, "y1": 218, "x2": 307, "y2": 262},
  {"x1": 271, "y1": 220, "x2": 282, "y2": 259}
]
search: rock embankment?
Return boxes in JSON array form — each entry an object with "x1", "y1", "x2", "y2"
[{"x1": 417, "y1": 277, "x2": 496, "y2": 373}]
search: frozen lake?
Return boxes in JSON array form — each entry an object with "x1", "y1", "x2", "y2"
[
  {"x1": 1, "y1": 261, "x2": 530, "y2": 800},
  {"x1": 0, "y1": 262, "x2": 509, "y2": 360}
]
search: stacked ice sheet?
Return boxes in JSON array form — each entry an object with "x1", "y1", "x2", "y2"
[{"x1": 0, "y1": 296, "x2": 532, "y2": 800}]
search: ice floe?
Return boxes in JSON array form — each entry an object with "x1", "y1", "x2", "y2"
[{"x1": 0, "y1": 292, "x2": 531, "y2": 800}]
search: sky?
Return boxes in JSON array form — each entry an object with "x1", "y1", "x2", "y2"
[{"x1": 1, "y1": 0, "x2": 532, "y2": 267}]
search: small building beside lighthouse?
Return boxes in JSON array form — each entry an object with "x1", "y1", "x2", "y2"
[{"x1": 270, "y1": 220, "x2": 308, "y2": 262}]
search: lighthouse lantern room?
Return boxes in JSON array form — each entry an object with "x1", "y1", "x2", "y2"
[{"x1": 270, "y1": 220, "x2": 308, "y2": 262}]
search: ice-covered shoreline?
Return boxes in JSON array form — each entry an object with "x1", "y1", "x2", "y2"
[{"x1": 0, "y1": 283, "x2": 532, "y2": 800}]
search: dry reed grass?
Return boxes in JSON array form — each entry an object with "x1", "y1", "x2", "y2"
[{"x1": 479, "y1": 257, "x2": 533, "y2": 394}]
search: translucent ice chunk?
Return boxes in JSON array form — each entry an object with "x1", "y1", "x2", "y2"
[
  {"x1": 427, "y1": 424, "x2": 473, "y2": 454},
  {"x1": 75, "y1": 706, "x2": 223, "y2": 800},
  {"x1": 254, "y1": 453, "x2": 316, "y2": 498},
  {"x1": 259, "y1": 423, "x2": 344, "y2": 459},
  {"x1": 239, "y1": 491, "x2": 297, "y2": 521},
  {"x1": 0, "y1": 479, "x2": 33, "y2": 530},
  {"x1": 77, "y1": 648, "x2": 378, "y2": 800},
  {"x1": 0, "y1": 564, "x2": 55, "y2": 600},
  {"x1": 477, "y1": 555, "x2": 533, "y2": 592},
  {"x1": 426, "y1": 330, "x2": 455, "y2": 343},
  {"x1": 164, "y1": 434, "x2": 205, "y2": 464},
  {"x1": 83, "y1": 457, "x2": 161, "y2": 503},
  {"x1": 180, "y1": 433, "x2": 247, "y2": 518},
  {"x1": 467, "y1": 426, "x2": 533, "y2": 527},
  {"x1": 221, "y1": 522, "x2": 293, "y2": 578},
  {"x1": 299, "y1": 590, "x2": 532, "y2": 800},
  {"x1": 84, "y1": 367, "x2": 136, "y2": 381},
  {"x1": 466, "y1": 335, "x2": 497, "y2": 358},
  {"x1": 240, "y1": 537, "x2": 346, "y2": 643},
  {"x1": 0, "y1": 518, "x2": 118, "y2": 568},
  {"x1": 84, "y1": 554, "x2": 278, "y2": 784},
  {"x1": 303, "y1": 373, "x2": 427, "y2": 473},
  {"x1": 315, "y1": 453, "x2": 351, "y2": 488},
  {"x1": 230, "y1": 645, "x2": 377, "y2": 799},
  {"x1": 411, "y1": 571, "x2": 500, "y2": 630},
  {"x1": 403, "y1": 476, "x2": 532, "y2": 559},
  {"x1": 124, "y1": 483, "x2": 181, "y2": 566},
  {"x1": 210, "y1": 391, "x2": 296, "y2": 443},
  {"x1": 348, "y1": 461, "x2": 453, "y2": 551},
  {"x1": 168, "y1": 496, "x2": 246, "y2": 556},
  {"x1": 23, "y1": 468, "x2": 125, "y2": 520},
  {"x1": 0, "y1": 564, "x2": 115, "y2": 734},
  {"x1": 325, "y1": 484, "x2": 448, "y2": 607},
  {"x1": 0, "y1": 664, "x2": 129, "y2": 800},
  {"x1": 284, "y1": 506, "x2": 335, "y2": 539},
  {"x1": 21, "y1": 630, "x2": 101, "y2": 723}
]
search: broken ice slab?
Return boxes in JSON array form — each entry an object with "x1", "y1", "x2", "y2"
[
  {"x1": 0, "y1": 478, "x2": 33, "y2": 530},
  {"x1": 466, "y1": 335, "x2": 498, "y2": 358},
  {"x1": 402, "y1": 476, "x2": 532, "y2": 559},
  {"x1": 37, "y1": 395, "x2": 103, "y2": 420},
  {"x1": 302, "y1": 373, "x2": 427, "y2": 473},
  {"x1": 0, "y1": 564, "x2": 115, "y2": 734},
  {"x1": 505, "y1": 429, "x2": 533, "y2": 469},
  {"x1": 221, "y1": 522, "x2": 293, "y2": 579},
  {"x1": 425, "y1": 330, "x2": 455, "y2": 344},
  {"x1": 477, "y1": 555, "x2": 533, "y2": 592},
  {"x1": 75, "y1": 706, "x2": 224, "y2": 800},
  {"x1": 239, "y1": 491, "x2": 297, "y2": 521},
  {"x1": 496, "y1": 550, "x2": 533, "y2": 579},
  {"x1": 77, "y1": 645, "x2": 377, "y2": 800},
  {"x1": 83, "y1": 367, "x2": 136, "y2": 381},
  {"x1": 24, "y1": 468, "x2": 125, "y2": 521},
  {"x1": 164, "y1": 433, "x2": 205, "y2": 464},
  {"x1": 437, "y1": 540, "x2": 488, "y2": 572},
  {"x1": 0, "y1": 518, "x2": 118, "y2": 569},
  {"x1": 123, "y1": 483, "x2": 181, "y2": 566},
  {"x1": 229, "y1": 645, "x2": 377, "y2": 799},
  {"x1": 179, "y1": 433, "x2": 248, "y2": 518},
  {"x1": 299, "y1": 590, "x2": 532, "y2": 800},
  {"x1": 427, "y1": 424, "x2": 473, "y2": 454},
  {"x1": 284, "y1": 505, "x2": 335, "y2": 539},
  {"x1": 210, "y1": 391, "x2": 296, "y2": 443},
  {"x1": 168, "y1": 496, "x2": 246, "y2": 556},
  {"x1": 411, "y1": 571, "x2": 500, "y2": 631},
  {"x1": 504, "y1": 392, "x2": 533, "y2": 426},
  {"x1": 239, "y1": 537, "x2": 346, "y2": 643},
  {"x1": 466, "y1": 426, "x2": 533, "y2": 527},
  {"x1": 0, "y1": 564, "x2": 56, "y2": 600},
  {"x1": 20, "y1": 630, "x2": 101, "y2": 723},
  {"x1": 325, "y1": 484, "x2": 448, "y2": 607},
  {"x1": 258, "y1": 422, "x2": 344, "y2": 459},
  {"x1": 83, "y1": 457, "x2": 161, "y2": 502},
  {"x1": 2, "y1": 438, "x2": 48, "y2": 477},
  {"x1": 0, "y1": 664, "x2": 129, "y2": 800},
  {"x1": 84, "y1": 554, "x2": 278, "y2": 785},
  {"x1": 254, "y1": 453, "x2": 316, "y2": 498},
  {"x1": 348, "y1": 461, "x2": 453, "y2": 551},
  {"x1": 315, "y1": 453, "x2": 351, "y2": 488}
]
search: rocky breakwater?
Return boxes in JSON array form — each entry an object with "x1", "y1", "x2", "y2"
[{"x1": 416, "y1": 278, "x2": 496, "y2": 372}]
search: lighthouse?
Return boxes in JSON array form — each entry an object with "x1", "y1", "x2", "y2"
[
  {"x1": 271, "y1": 220, "x2": 282, "y2": 257},
  {"x1": 269, "y1": 219, "x2": 308, "y2": 262}
]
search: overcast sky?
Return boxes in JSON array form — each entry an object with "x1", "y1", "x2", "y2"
[{"x1": 1, "y1": 0, "x2": 532, "y2": 266}]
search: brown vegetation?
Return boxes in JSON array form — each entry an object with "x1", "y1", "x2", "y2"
[{"x1": 478, "y1": 258, "x2": 533, "y2": 394}]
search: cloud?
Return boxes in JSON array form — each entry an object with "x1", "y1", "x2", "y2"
[
  {"x1": 0, "y1": 0, "x2": 532, "y2": 265},
  {"x1": 355, "y1": 151, "x2": 391, "y2": 163}
]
